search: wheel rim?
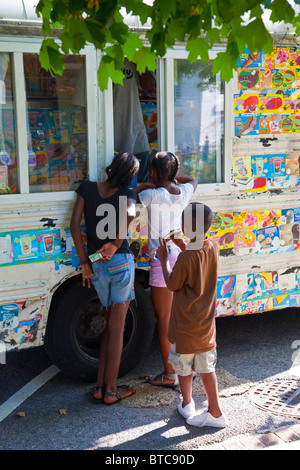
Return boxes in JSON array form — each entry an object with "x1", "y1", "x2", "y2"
[{"x1": 73, "y1": 294, "x2": 138, "y2": 364}]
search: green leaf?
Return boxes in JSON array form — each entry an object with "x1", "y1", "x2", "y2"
[
  {"x1": 104, "y1": 44, "x2": 124, "y2": 66},
  {"x1": 212, "y1": 52, "x2": 234, "y2": 82},
  {"x1": 97, "y1": 56, "x2": 125, "y2": 91},
  {"x1": 226, "y1": 37, "x2": 241, "y2": 64},
  {"x1": 186, "y1": 38, "x2": 210, "y2": 63},
  {"x1": 60, "y1": 20, "x2": 88, "y2": 54},
  {"x1": 152, "y1": 0, "x2": 177, "y2": 21},
  {"x1": 49, "y1": 0, "x2": 67, "y2": 24},
  {"x1": 39, "y1": 38, "x2": 64, "y2": 75},
  {"x1": 294, "y1": 13, "x2": 300, "y2": 36},
  {"x1": 151, "y1": 31, "x2": 167, "y2": 57},
  {"x1": 109, "y1": 21, "x2": 129, "y2": 44},
  {"x1": 187, "y1": 15, "x2": 203, "y2": 39},
  {"x1": 213, "y1": 0, "x2": 261, "y2": 24},
  {"x1": 207, "y1": 27, "x2": 221, "y2": 45},
  {"x1": 85, "y1": 18, "x2": 106, "y2": 48},
  {"x1": 122, "y1": 31, "x2": 143, "y2": 61},
  {"x1": 269, "y1": 0, "x2": 295, "y2": 23},
  {"x1": 35, "y1": 0, "x2": 52, "y2": 18},
  {"x1": 132, "y1": 47, "x2": 157, "y2": 74},
  {"x1": 244, "y1": 18, "x2": 273, "y2": 54},
  {"x1": 123, "y1": 0, "x2": 152, "y2": 25},
  {"x1": 164, "y1": 17, "x2": 186, "y2": 44},
  {"x1": 35, "y1": 0, "x2": 53, "y2": 34}
]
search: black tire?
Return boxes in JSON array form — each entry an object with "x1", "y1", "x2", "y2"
[{"x1": 44, "y1": 276, "x2": 155, "y2": 381}]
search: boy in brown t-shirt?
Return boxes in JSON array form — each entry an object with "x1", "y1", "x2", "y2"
[{"x1": 156, "y1": 203, "x2": 228, "y2": 428}]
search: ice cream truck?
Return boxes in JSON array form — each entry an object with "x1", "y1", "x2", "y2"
[{"x1": 0, "y1": 2, "x2": 300, "y2": 380}]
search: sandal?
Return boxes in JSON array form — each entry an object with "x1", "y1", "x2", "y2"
[
  {"x1": 103, "y1": 385, "x2": 136, "y2": 405},
  {"x1": 90, "y1": 385, "x2": 105, "y2": 403},
  {"x1": 146, "y1": 371, "x2": 179, "y2": 389}
]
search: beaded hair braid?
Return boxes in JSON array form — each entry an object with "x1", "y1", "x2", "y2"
[
  {"x1": 106, "y1": 152, "x2": 140, "y2": 189},
  {"x1": 151, "y1": 151, "x2": 180, "y2": 184}
]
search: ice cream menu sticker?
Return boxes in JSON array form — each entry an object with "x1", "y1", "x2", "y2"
[
  {"x1": 235, "y1": 47, "x2": 300, "y2": 137},
  {"x1": 0, "y1": 228, "x2": 61, "y2": 266}
]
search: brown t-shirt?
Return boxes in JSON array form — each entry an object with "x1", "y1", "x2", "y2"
[{"x1": 167, "y1": 239, "x2": 219, "y2": 354}]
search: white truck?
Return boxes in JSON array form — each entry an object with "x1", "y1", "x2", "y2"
[{"x1": 0, "y1": 3, "x2": 299, "y2": 380}]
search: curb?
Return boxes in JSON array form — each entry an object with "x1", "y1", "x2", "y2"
[{"x1": 200, "y1": 423, "x2": 300, "y2": 450}]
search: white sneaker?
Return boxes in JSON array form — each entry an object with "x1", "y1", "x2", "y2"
[
  {"x1": 177, "y1": 398, "x2": 195, "y2": 419},
  {"x1": 186, "y1": 410, "x2": 228, "y2": 428}
]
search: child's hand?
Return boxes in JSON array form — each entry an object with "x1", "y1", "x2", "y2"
[
  {"x1": 80, "y1": 262, "x2": 95, "y2": 288},
  {"x1": 170, "y1": 236, "x2": 187, "y2": 251},
  {"x1": 156, "y1": 238, "x2": 168, "y2": 261},
  {"x1": 98, "y1": 242, "x2": 117, "y2": 261},
  {"x1": 165, "y1": 230, "x2": 187, "y2": 251}
]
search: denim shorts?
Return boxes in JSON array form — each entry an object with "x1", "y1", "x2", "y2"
[{"x1": 91, "y1": 253, "x2": 135, "y2": 307}]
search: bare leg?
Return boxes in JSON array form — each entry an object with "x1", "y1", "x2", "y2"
[
  {"x1": 103, "y1": 301, "x2": 129, "y2": 389},
  {"x1": 178, "y1": 373, "x2": 193, "y2": 407},
  {"x1": 96, "y1": 325, "x2": 108, "y2": 386},
  {"x1": 150, "y1": 286, "x2": 175, "y2": 385},
  {"x1": 200, "y1": 372, "x2": 222, "y2": 418},
  {"x1": 93, "y1": 308, "x2": 109, "y2": 400},
  {"x1": 93, "y1": 300, "x2": 135, "y2": 403}
]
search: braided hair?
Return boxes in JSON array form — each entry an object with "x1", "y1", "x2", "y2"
[
  {"x1": 151, "y1": 151, "x2": 180, "y2": 184},
  {"x1": 106, "y1": 152, "x2": 140, "y2": 189}
]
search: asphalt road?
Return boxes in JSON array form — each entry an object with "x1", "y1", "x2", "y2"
[{"x1": 0, "y1": 307, "x2": 300, "y2": 452}]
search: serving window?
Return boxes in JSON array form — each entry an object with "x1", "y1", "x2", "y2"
[
  {"x1": 0, "y1": 53, "x2": 17, "y2": 193},
  {"x1": 25, "y1": 54, "x2": 88, "y2": 193},
  {"x1": 0, "y1": 47, "x2": 93, "y2": 197},
  {"x1": 173, "y1": 59, "x2": 224, "y2": 184}
]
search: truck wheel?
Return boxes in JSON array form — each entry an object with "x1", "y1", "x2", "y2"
[{"x1": 44, "y1": 276, "x2": 155, "y2": 381}]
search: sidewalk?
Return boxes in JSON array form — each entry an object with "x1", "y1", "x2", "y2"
[{"x1": 201, "y1": 423, "x2": 300, "y2": 450}]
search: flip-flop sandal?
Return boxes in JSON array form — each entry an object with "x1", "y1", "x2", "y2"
[
  {"x1": 90, "y1": 385, "x2": 105, "y2": 403},
  {"x1": 103, "y1": 385, "x2": 136, "y2": 405},
  {"x1": 146, "y1": 371, "x2": 179, "y2": 389}
]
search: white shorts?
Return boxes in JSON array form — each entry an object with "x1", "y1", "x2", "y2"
[{"x1": 168, "y1": 343, "x2": 217, "y2": 376}]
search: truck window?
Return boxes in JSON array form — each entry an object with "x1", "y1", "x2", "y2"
[
  {"x1": 113, "y1": 58, "x2": 157, "y2": 184},
  {"x1": 0, "y1": 53, "x2": 17, "y2": 194},
  {"x1": 24, "y1": 54, "x2": 88, "y2": 193},
  {"x1": 174, "y1": 59, "x2": 224, "y2": 184}
]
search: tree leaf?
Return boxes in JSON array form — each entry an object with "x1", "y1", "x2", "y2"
[
  {"x1": 151, "y1": 31, "x2": 167, "y2": 57},
  {"x1": 123, "y1": 0, "x2": 152, "y2": 25},
  {"x1": 269, "y1": 0, "x2": 295, "y2": 23},
  {"x1": 85, "y1": 18, "x2": 107, "y2": 48},
  {"x1": 97, "y1": 56, "x2": 125, "y2": 90},
  {"x1": 164, "y1": 17, "x2": 187, "y2": 44},
  {"x1": 122, "y1": 31, "x2": 143, "y2": 61},
  {"x1": 207, "y1": 27, "x2": 221, "y2": 45},
  {"x1": 104, "y1": 44, "x2": 124, "y2": 66},
  {"x1": 39, "y1": 39, "x2": 64, "y2": 76},
  {"x1": 152, "y1": 0, "x2": 177, "y2": 21},
  {"x1": 60, "y1": 20, "x2": 89, "y2": 54},
  {"x1": 132, "y1": 47, "x2": 157, "y2": 74},
  {"x1": 212, "y1": 52, "x2": 234, "y2": 82},
  {"x1": 186, "y1": 38, "x2": 210, "y2": 63},
  {"x1": 187, "y1": 14, "x2": 203, "y2": 39},
  {"x1": 109, "y1": 21, "x2": 129, "y2": 44},
  {"x1": 244, "y1": 17, "x2": 273, "y2": 54}
]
